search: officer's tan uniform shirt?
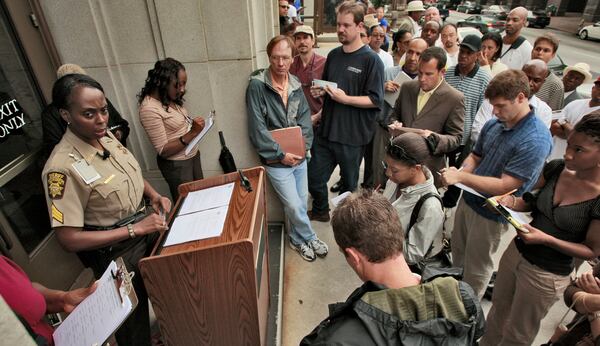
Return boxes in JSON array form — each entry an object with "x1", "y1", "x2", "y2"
[{"x1": 42, "y1": 128, "x2": 144, "y2": 228}]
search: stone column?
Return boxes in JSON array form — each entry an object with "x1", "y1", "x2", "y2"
[
  {"x1": 39, "y1": 0, "x2": 285, "y2": 219},
  {"x1": 584, "y1": 0, "x2": 600, "y2": 21}
]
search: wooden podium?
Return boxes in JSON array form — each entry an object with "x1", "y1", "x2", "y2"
[{"x1": 139, "y1": 167, "x2": 270, "y2": 346}]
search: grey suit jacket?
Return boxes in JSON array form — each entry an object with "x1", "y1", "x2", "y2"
[
  {"x1": 390, "y1": 79, "x2": 465, "y2": 174},
  {"x1": 564, "y1": 90, "x2": 584, "y2": 107}
]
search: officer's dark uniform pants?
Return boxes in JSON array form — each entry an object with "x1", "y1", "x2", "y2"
[
  {"x1": 157, "y1": 153, "x2": 203, "y2": 201},
  {"x1": 78, "y1": 233, "x2": 157, "y2": 346}
]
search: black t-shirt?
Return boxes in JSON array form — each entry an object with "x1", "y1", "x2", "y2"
[{"x1": 317, "y1": 45, "x2": 384, "y2": 146}]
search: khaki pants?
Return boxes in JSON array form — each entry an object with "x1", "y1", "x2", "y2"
[
  {"x1": 452, "y1": 198, "x2": 509, "y2": 299},
  {"x1": 480, "y1": 242, "x2": 572, "y2": 346}
]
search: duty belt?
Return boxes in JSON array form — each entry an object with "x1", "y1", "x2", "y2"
[{"x1": 84, "y1": 202, "x2": 147, "y2": 231}]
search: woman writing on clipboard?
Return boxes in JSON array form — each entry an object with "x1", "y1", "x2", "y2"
[
  {"x1": 43, "y1": 74, "x2": 171, "y2": 346},
  {"x1": 481, "y1": 112, "x2": 600, "y2": 346},
  {"x1": 138, "y1": 58, "x2": 205, "y2": 201}
]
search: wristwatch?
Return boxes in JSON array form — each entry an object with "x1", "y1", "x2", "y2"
[
  {"x1": 588, "y1": 311, "x2": 600, "y2": 322},
  {"x1": 127, "y1": 223, "x2": 136, "y2": 239}
]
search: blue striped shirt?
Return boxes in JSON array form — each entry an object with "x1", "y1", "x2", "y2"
[
  {"x1": 463, "y1": 111, "x2": 552, "y2": 221},
  {"x1": 445, "y1": 65, "x2": 490, "y2": 145}
]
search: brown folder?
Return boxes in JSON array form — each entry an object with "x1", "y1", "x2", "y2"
[{"x1": 268, "y1": 126, "x2": 305, "y2": 164}]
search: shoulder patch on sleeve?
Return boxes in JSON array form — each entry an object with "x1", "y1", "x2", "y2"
[
  {"x1": 47, "y1": 172, "x2": 67, "y2": 199},
  {"x1": 51, "y1": 203, "x2": 64, "y2": 224}
]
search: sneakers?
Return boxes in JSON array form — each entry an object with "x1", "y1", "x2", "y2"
[
  {"x1": 290, "y1": 240, "x2": 316, "y2": 262},
  {"x1": 308, "y1": 209, "x2": 330, "y2": 222},
  {"x1": 309, "y1": 238, "x2": 329, "y2": 258},
  {"x1": 289, "y1": 238, "x2": 329, "y2": 261}
]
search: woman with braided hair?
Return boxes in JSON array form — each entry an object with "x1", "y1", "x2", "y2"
[
  {"x1": 138, "y1": 57, "x2": 205, "y2": 200},
  {"x1": 481, "y1": 111, "x2": 600, "y2": 346}
]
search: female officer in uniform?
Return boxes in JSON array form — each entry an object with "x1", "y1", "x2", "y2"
[{"x1": 42, "y1": 73, "x2": 171, "y2": 346}]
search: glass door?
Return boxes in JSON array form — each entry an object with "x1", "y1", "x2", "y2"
[{"x1": 0, "y1": 0, "x2": 82, "y2": 290}]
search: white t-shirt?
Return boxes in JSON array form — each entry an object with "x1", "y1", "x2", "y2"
[
  {"x1": 549, "y1": 99, "x2": 600, "y2": 160},
  {"x1": 445, "y1": 49, "x2": 458, "y2": 67},
  {"x1": 471, "y1": 95, "x2": 552, "y2": 143},
  {"x1": 377, "y1": 49, "x2": 394, "y2": 69},
  {"x1": 500, "y1": 38, "x2": 533, "y2": 70}
]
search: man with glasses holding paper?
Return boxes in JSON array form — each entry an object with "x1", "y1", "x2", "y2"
[
  {"x1": 307, "y1": 1, "x2": 384, "y2": 222},
  {"x1": 246, "y1": 35, "x2": 328, "y2": 262}
]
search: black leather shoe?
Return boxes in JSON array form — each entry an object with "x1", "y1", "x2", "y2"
[
  {"x1": 330, "y1": 180, "x2": 342, "y2": 193},
  {"x1": 308, "y1": 210, "x2": 330, "y2": 222}
]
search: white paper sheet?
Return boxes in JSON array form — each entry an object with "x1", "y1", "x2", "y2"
[
  {"x1": 178, "y1": 183, "x2": 235, "y2": 216},
  {"x1": 331, "y1": 191, "x2": 351, "y2": 208},
  {"x1": 384, "y1": 71, "x2": 413, "y2": 107},
  {"x1": 185, "y1": 114, "x2": 215, "y2": 155},
  {"x1": 54, "y1": 261, "x2": 132, "y2": 346},
  {"x1": 164, "y1": 205, "x2": 229, "y2": 246},
  {"x1": 454, "y1": 183, "x2": 485, "y2": 198}
]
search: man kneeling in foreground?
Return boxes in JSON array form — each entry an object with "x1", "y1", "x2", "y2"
[{"x1": 301, "y1": 190, "x2": 485, "y2": 345}]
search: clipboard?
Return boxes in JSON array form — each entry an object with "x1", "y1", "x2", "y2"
[
  {"x1": 53, "y1": 258, "x2": 138, "y2": 346},
  {"x1": 485, "y1": 197, "x2": 530, "y2": 233},
  {"x1": 185, "y1": 110, "x2": 216, "y2": 155}
]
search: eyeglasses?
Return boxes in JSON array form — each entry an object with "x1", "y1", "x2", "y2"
[
  {"x1": 370, "y1": 34, "x2": 386, "y2": 39},
  {"x1": 386, "y1": 142, "x2": 419, "y2": 165},
  {"x1": 270, "y1": 55, "x2": 292, "y2": 62},
  {"x1": 280, "y1": 5, "x2": 289, "y2": 8}
]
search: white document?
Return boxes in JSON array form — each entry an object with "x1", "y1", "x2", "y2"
[
  {"x1": 312, "y1": 79, "x2": 337, "y2": 89},
  {"x1": 454, "y1": 183, "x2": 485, "y2": 198},
  {"x1": 552, "y1": 110, "x2": 566, "y2": 123},
  {"x1": 384, "y1": 71, "x2": 412, "y2": 107},
  {"x1": 164, "y1": 205, "x2": 229, "y2": 246},
  {"x1": 331, "y1": 191, "x2": 351, "y2": 208},
  {"x1": 184, "y1": 113, "x2": 215, "y2": 155},
  {"x1": 505, "y1": 206, "x2": 531, "y2": 225},
  {"x1": 178, "y1": 183, "x2": 235, "y2": 216},
  {"x1": 54, "y1": 261, "x2": 133, "y2": 346}
]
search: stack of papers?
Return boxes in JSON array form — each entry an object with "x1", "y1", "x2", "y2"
[{"x1": 164, "y1": 183, "x2": 235, "y2": 246}]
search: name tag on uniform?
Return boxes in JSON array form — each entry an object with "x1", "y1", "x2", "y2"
[{"x1": 72, "y1": 160, "x2": 101, "y2": 184}]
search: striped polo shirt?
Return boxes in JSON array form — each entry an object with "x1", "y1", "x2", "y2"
[{"x1": 445, "y1": 65, "x2": 491, "y2": 145}]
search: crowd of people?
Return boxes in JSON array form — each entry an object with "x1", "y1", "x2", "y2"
[
  {"x1": 2, "y1": 0, "x2": 600, "y2": 345},
  {"x1": 261, "y1": 0, "x2": 600, "y2": 345}
]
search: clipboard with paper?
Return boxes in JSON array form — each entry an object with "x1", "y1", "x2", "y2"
[
  {"x1": 384, "y1": 71, "x2": 412, "y2": 107},
  {"x1": 185, "y1": 110, "x2": 216, "y2": 155},
  {"x1": 53, "y1": 257, "x2": 138, "y2": 346}
]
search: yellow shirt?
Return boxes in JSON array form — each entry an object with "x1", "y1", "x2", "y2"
[{"x1": 417, "y1": 78, "x2": 444, "y2": 115}]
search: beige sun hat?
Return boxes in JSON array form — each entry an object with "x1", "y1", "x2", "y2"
[
  {"x1": 294, "y1": 25, "x2": 314, "y2": 38},
  {"x1": 406, "y1": 1, "x2": 426, "y2": 12},
  {"x1": 563, "y1": 62, "x2": 593, "y2": 83},
  {"x1": 364, "y1": 14, "x2": 380, "y2": 29}
]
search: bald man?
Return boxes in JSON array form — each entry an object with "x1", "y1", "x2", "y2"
[{"x1": 499, "y1": 7, "x2": 533, "y2": 69}]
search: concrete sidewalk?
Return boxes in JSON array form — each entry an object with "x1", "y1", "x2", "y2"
[{"x1": 547, "y1": 12, "x2": 595, "y2": 34}]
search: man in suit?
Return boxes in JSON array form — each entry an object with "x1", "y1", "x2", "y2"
[
  {"x1": 389, "y1": 46, "x2": 465, "y2": 186},
  {"x1": 563, "y1": 62, "x2": 592, "y2": 107}
]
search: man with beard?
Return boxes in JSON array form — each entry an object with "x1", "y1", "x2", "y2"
[
  {"x1": 499, "y1": 7, "x2": 532, "y2": 70},
  {"x1": 308, "y1": 1, "x2": 384, "y2": 222},
  {"x1": 440, "y1": 23, "x2": 459, "y2": 67},
  {"x1": 290, "y1": 25, "x2": 326, "y2": 125}
]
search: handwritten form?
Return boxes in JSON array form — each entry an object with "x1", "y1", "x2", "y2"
[
  {"x1": 53, "y1": 261, "x2": 132, "y2": 346},
  {"x1": 163, "y1": 183, "x2": 235, "y2": 246},
  {"x1": 185, "y1": 115, "x2": 214, "y2": 155}
]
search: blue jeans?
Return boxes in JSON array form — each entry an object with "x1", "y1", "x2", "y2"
[{"x1": 265, "y1": 160, "x2": 316, "y2": 245}]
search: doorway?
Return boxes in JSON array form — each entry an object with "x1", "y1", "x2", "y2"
[{"x1": 0, "y1": 0, "x2": 83, "y2": 290}]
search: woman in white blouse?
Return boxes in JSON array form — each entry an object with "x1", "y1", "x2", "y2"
[{"x1": 479, "y1": 32, "x2": 508, "y2": 77}]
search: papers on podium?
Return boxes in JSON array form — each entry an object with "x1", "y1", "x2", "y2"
[
  {"x1": 53, "y1": 259, "x2": 136, "y2": 346},
  {"x1": 184, "y1": 111, "x2": 215, "y2": 155},
  {"x1": 164, "y1": 182, "x2": 235, "y2": 246}
]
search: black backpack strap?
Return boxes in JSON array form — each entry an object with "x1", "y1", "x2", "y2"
[
  {"x1": 408, "y1": 192, "x2": 443, "y2": 231},
  {"x1": 500, "y1": 36, "x2": 526, "y2": 59}
]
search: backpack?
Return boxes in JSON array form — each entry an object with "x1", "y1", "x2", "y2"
[{"x1": 407, "y1": 192, "x2": 452, "y2": 274}]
